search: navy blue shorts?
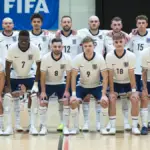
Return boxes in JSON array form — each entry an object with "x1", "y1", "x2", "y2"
[
  {"x1": 147, "y1": 82, "x2": 150, "y2": 94},
  {"x1": 135, "y1": 74, "x2": 142, "y2": 92},
  {"x1": 45, "y1": 84, "x2": 66, "y2": 99},
  {"x1": 76, "y1": 85, "x2": 102, "y2": 101},
  {"x1": 10, "y1": 78, "x2": 35, "y2": 92},
  {"x1": 114, "y1": 83, "x2": 131, "y2": 94}
]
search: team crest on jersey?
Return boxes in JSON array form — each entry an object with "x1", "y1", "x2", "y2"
[
  {"x1": 124, "y1": 62, "x2": 129, "y2": 67},
  {"x1": 42, "y1": 36, "x2": 46, "y2": 41},
  {"x1": 12, "y1": 36, "x2": 17, "y2": 42},
  {"x1": 28, "y1": 54, "x2": 33, "y2": 60},
  {"x1": 92, "y1": 64, "x2": 97, "y2": 69},
  {"x1": 72, "y1": 39, "x2": 76, "y2": 44},
  {"x1": 99, "y1": 35, "x2": 102, "y2": 39},
  {"x1": 60, "y1": 64, "x2": 65, "y2": 69},
  {"x1": 147, "y1": 38, "x2": 150, "y2": 43}
]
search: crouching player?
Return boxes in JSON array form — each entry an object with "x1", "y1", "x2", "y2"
[
  {"x1": 39, "y1": 38, "x2": 72, "y2": 135},
  {"x1": 70, "y1": 36, "x2": 109, "y2": 134},
  {"x1": 106, "y1": 33, "x2": 140, "y2": 135},
  {"x1": 5, "y1": 30, "x2": 41, "y2": 135}
]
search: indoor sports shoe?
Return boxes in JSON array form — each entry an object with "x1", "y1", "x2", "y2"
[
  {"x1": 15, "y1": 124, "x2": 24, "y2": 132},
  {"x1": 39, "y1": 125, "x2": 47, "y2": 135},
  {"x1": 82, "y1": 122, "x2": 89, "y2": 132},
  {"x1": 108, "y1": 128, "x2": 116, "y2": 135},
  {"x1": 57, "y1": 123, "x2": 64, "y2": 132},
  {"x1": 124, "y1": 123, "x2": 131, "y2": 131},
  {"x1": 63, "y1": 127, "x2": 70, "y2": 135},
  {"x1": 96, "y1": 122, "x2": 100, "y2": 132},
  {"x1": 29, "y1": 126, "x2": 38, "y2": 135},
  {"x1": 3, "y1": 126, "x2": 13, "y2": 135},
  {"x1": 141, "y1": 126, "x2": 148, "y2": 135},
  {"x1": 0, "y1": 128, "x2": 3, "y2": 135},
  {"x1": 106, "y1": 122, "x2": 111, "y2": 131},
  {"x1": 132, "y1": 128, "x2": 140, "y2": 135},
  {"x1": 148, "y1": 122, "x2": 150, "y2": 131},
  {"x1": 101, "y1": 128, "x2": 109, "y2": 135},
  {"x1": 70, "y1": 128, "x2": 79, "y2": 135}
]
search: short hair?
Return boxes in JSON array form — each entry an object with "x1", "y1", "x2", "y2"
[
  {"x1": 51, "y1": 38, "x2": 62, "y2": 44},
  {"x1": 82, "y1": 36, "x2": 94, "y2": 44},
  {"x1": 30, "y1": 13, "x2": 43, "y2": 22},
  {"x1": 111, "y1": 17, "x2": 122, "y2": 23},
  {"x1": 136, "y1": 15, "x2": 148, "y2": 23},
  {"x1": 112, "y1": 32, "x2": 125, "y2": 41},
  {"x1": 61, "y1": 16, "x2": 72, "y2": 22},
  {"x1": 19, "y1": 30, "x2": 29, "y2": 37}
]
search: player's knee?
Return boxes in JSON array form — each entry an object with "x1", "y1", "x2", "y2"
[
  {"x1": 40, "y1": 100, "x2": 48, "y2": 107},
  {"x1": 58, "y1": 100, "x2": 64, "y2": 111},
  {"x1": 63, "y1": 97, "x2": 69, "y2": 106},
  {"x1": 109, "y1": 94, "x2": 116, "y2": 104},
  {"x1": 70, "y1": 100, "x2": 79, "y2": 109},
  {"x1": 83, "y1": 94, "x2": 91, "y2": 102},
  {"x1": 130, "y1": 96, "x2": 139, "y2": 105}
]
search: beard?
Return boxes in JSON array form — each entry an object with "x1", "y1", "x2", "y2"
[
  {"x1": 63, "y1": 26, "x2": 71, "y2": 32},
  {"x1": 53, "y1": 51, "x2": 61, "y2": 56}
]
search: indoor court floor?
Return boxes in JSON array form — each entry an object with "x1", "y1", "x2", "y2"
[{"x1": 0, "y1": 98, "x2": 150, "y2": 150}]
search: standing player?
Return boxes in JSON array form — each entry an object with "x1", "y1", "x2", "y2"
[
  {"x1": 126, "y1": 15, "x2": 150, "y2": 130},
  {"x1": 55, "y1": 16, "x2": 82, "y2": 131},
  {"x1": 71, "y1": 36, "x2": 109, "y2": 134},
  {"x1": 39, "y1": 38, "x2": 71, "y2": 135},
  {"x1": 4, "y1": 30, "x2": 40, "y2": 135},
  {"x1": 106, "y1": 33, "x2": 140, "y2": 135},
  {"x1": 0, "y1": 59, "x2": 5, "y2": 135}
]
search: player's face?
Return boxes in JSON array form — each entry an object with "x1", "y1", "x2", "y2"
[
  {"x1": 113, "y1": 38, "x2": 125, "y2": 50},
  {"x1": 18, "y1": 36, "x2": 30, "y2": 51},
  {"x1": 83, "y1": 42, "x2": 94, "y2": 54},
  {"x1": 89, "y1": 19, "x2": 100, "y2": 30},
  {"x1": 31, "y1": 18, "x2": 42, "y2": 30},
  {"x1": 61, "y1": 18, "x2": 72, "y2": 32},
  {"x1": 111, "y1": 21, "x2": 122, "y2": 33},
  {"x1": 2, "y1": 21, "x2": 14, "y2": 31},
  {"x1": 136, "y1": 20, "x2": 148, "y2": 31},
  {"x1": 52, "y1": 42, "x2": 63, "y2": 55}
]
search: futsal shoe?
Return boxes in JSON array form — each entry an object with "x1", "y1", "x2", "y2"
[
  {"x1": 0, "y1": 128, "x2": 3, "y2": 135},
  {"x1": 39, "y1": 125, "x2": 47, "y2": 135},
  {"x1": 57, "y1": 123, "x2": 64, "y2": 132},
  {"x1": 29, "y1": 126, "x2": 38, "y2": 135},
  {"x1": 141, "y1": 126, "x2": 148, "y2": 135},
  {"x1": 108, "y1": 128, "x2": 116, "y2": 135},
  {"x1": 63, "y1": 127, "x2": 70, "y2": 135},
  {"x1": 3, "y1": 126, "x2": 13, "y2": 135},
  {"x1": 124, "y1": 123, "x2": 131, "y2": 131},
  {"x1": 106, "y1": 122, "x2": 111, "y2": 131},
  {"x1": 70, "y1": 128, "x2": 79, "y2": 135},
  {"x1": 15, "y1": 124, "x2": 24, "y2": 132},
  {"x1": 101, "y1": 128, "x2": 109, "y2": 135},
  {"x1": 82, "y1": 122, "x2": 89, "y2": 132},
  {"x1": 132, "y1": 128, "x2": 140, "y2": 135}
]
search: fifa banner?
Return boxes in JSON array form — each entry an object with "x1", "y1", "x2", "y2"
[{"x1": 0, "y1": 0, "x2": 59, "y2": 30}]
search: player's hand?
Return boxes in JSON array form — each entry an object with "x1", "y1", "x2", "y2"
[
  {"x1": 100, "y1": 95, "x2": 109, "y2": 108},
  {"x1": 40, "y1": 92, "x2": 47, "y2": 100},
  {"x1": 43, "y1": 30, "x2": 49, "y2": 35},
  {"x1": 72, "y1": 30, "x2": 77, "y2": 35},
  {"x1": 70, "y1": 95, "x2": 77, "y2": 103},
  {"x1": 31, "y1": 82, "x2": 39, "y2": 93},
  {"x1": 131, "y1": 28, "x2": 138, "y2": 35},
  {"x1": 55, "y1": 30, "x2": 61, "y2": 38},
  {"x1": 130, "y1": 91, "x2": 139, "y2": 101},
  {"x1": 63, "y1": 90, "x2": 70, "y2": 98}
]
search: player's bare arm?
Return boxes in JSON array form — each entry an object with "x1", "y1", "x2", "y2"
[
  {"x1": 101, "y1": 70, "x2": 108, "y2": 96},
  {"x1": 71, "y1": 69, "x2": 78, "y2": 96}
]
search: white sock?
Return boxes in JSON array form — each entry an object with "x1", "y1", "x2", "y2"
[
  {"x1": 121, "y1": 97, "x2": 129, "y2": 125},
  {"x1": 14, "y1": 98, "x2": 21, "y2": 126},
  {"x1": 82, "y1": 102, "x2": 89, "y2": 124},
  {"x1": 0, "y1": 115, "x2": 3, "y2": 129},
  {"x1": 148, "y1": 103, "x2": 150, "y2": 122},
  {"x1": 28, "y1": 108, "x2": 31, "y2": 125},
  {"x1": 71, "y1": 108, "x2": 79, "y2": 128},
  {"x1": 109, "y1": 116, "x2": 116, "y2": 128},
  {"x1": 31, "y1": 109, "x2": 38, "y2": 127},
  {"x1": 39, "y1": 106, "x2": 47, "y2": 126},
  {"x1": 63, "y1": 106, "x2": 70, "y2": 127},
  {"x1": 59, "y1": 102, "x2": 63, "y2": 124},
  {"x1": 132, "y1": 116, "x2": 138, "y2": 128},
  {"x1": 140, "y1": 108, "x2": 148, "y2": 127},
  {"x1": 95, "y1": 102, "x2": 101, "y2": 124},
  {"x1": 100, "y1": 107, "x2": 108, "y2": 128}
]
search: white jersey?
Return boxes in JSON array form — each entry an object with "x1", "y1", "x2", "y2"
[
  {"x1": 72, "y1": 52, "x2": 107, "y2": 88},
  {"x1": 126, "y1": 31, "x2": 150, "y2": 75},
  {"x1": 78, "y1": 28, "x2": 107, "y2": 55},
  {"x1": 106, "y1": 50, "x2": 136, "y2": 84},
  {"x1": 6, "y1": 43, "x2": 40, "y2": 79},
  {"x1": 41, "y1": 52, "x2": 71, "y2": 85},
  {"x1": 105, "y1": 31, "x2": 129, "y2": 53},
  {"x1": 141, "y1": 47, "x2": 150, "y2": 82},
  {"x1": 0, "y1": 31, "x2": 18, "y2": 64},
  {"x1": 58, "y1": 31, "x2": 82, "y2": 59},
  {"x1": 0, "y1": 58, "x2": 4, "y2": 73},
  {"x1": 30, "y1": 30, "x2": 54, "y2": 57}
]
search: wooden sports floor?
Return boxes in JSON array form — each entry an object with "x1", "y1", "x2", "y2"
[{"x1": 0, "y1": 98, "x2": 150, "y2": 150}]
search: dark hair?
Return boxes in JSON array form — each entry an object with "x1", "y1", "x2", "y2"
[
  {"x1": 51, "y1": 38, "x2": 62, "y2": 44},
  {"x1": 112, "y1": 32, "x2": 125, "y2": 41},
  {"x1": 30, "y1": 13, "x2": 43, "y2": 22},
  {"x1": 136, "y1": 15, "x2": 148, "y2": 23},
  {"x1": 61, "y1": 16, "x2": 72, "y2": 22},
  {"x1": 111, "y1": 17, "x2": 122, "y2": 24},
  {"x1": 82, "y1": 36, "x2": 94, "y2": 44},
  {"x1": 19, "y1": 30, "x2": 29, "y2": 37}
]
